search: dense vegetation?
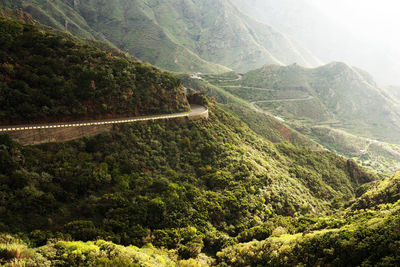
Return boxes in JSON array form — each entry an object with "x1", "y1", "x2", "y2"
[
  {"x1": 178, "y1": 73, "x2": 320, "y2": 149},
  {"x1": 0, "y1": 10, "x2": 399, "y2": 267},
  {"x1": 238, "y1": 63, "x2": 400, "y2": 144},
  {"x1": 200, "y1": 66, "x2": 400, "y2": 174},
  {"x1": 0, "y1": 17, "x2": 189, "y2": 124},
  {"x1": 216, "y1": 172, "x2": 400, "y2": 266},
  {"x1": 0, "y1": 103, "x2": 377, "y2": 263}
]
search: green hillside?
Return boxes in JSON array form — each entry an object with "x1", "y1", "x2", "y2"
[
  {"x1": 0, "y1": 17, "x2": 189, "y2": 124},
  {"x1": 303, "y1": 126, "x2": 400, "y2": 173},
  {"x1": 217, "y1": 171, "x2": 400, "y2": 266},
  {"x1": 0, "y1": 101, "x2": 378, "y2": 262},
  {"x1": 0, "y1": 0, "x2": 321, "y2": 73},
  {"x1": 217, "y1": 194, "x2": 400, "y2": 266},
  {"x1": 216, "y1": 63, "x2": 400, "y2": 144},
  {"x1": 200, "y1": 64, "x2": 400, "y2": 173},
  {"x1": 2, "y1": 169, "x2": 400, "y2": 266},
  {"x1": 177, "y1": 73, "x2": 322, "y2": 149},
  {"x1": 1, "y1": 9, "x2": 400, "y2": 267}
]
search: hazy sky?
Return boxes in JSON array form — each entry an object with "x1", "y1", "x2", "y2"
[{"x1": 308, "y1": 0, "x2": 400, "y2": 54}]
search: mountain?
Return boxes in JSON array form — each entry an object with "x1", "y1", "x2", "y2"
[
  {"x1": 231, "y1": 0, "x2": 400, "y2": 85},
  {"x1": 198, "y1": 63, "x2": 400, "y2": 173},
  {"x1": 235, "y1": 63, "x2": 400, "y2": 144},
  {"x1": 1, "y1": 14, "x2": 400, "y2": 266},
  {"x1": 0, "y1": 0, "x2": 321, "y2": 73},
  {"x1": 201, "y1": 72, "x2": 400, "y2": 174},
  {"x1": 0, "y1": 102, "x2": 377, "y2": 261}
]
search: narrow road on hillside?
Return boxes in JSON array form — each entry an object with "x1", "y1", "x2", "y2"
[
  {"x1": 0, "y1": 104, "x2": 208, "y2": 132},
  {"x1": 220, "y1": 85, "x2": 274, "y2": 91},
  {"x1": 250, "y1": 96, "x2": 314, "y2": 112},
  {"x1": 215, "y1": 74, "x2": 243, "y2": 82}
]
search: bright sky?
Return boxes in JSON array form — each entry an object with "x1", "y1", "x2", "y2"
[{"x1": 308, "y1": 0, "x2": 400, "y2": 50}]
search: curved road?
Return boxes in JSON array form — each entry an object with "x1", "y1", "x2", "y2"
[
  {"x1": 220, "y1": 85, "x2": 274, "y2": 91},
  {"x1": 0, "y1": 104, "x2": 208, "y2": 132},
  {"x1": 250, "y1": 96, "x2": 314, "y2": 113}
]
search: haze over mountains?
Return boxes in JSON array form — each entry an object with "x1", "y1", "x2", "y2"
[{"x1": 231, "y1": 0, "x2": 400, "y2": 85}]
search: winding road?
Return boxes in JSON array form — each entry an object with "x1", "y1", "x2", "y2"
[
  {"x1": 220, "y1": 85, "x2": 274, "y2": 91},
  {"x1": 0, "y1": 104, "x2": 208, "y2": 132},
  {"x1": 250, "y1": 96, "x2": 314, "y2": 113}
]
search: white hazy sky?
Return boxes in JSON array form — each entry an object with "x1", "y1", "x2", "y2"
[{"x1": 308, "y1": 0, "x2": 400, "y2": 52}]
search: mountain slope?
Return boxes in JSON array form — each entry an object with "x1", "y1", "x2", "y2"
[
  {"x1": 0, "y1": 0, "x2": 321, "y2": 73},
  {"x1": 0, "y1": 102, "x2": 377, "y2": 251},
  {"x1": 238, "y1": 63, "x2": 400, "y2": 144},
  {"x1": 0, "y1": 17, "x2": 189, "y2": 125}
]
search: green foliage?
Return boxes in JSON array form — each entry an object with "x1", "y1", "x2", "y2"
[
  {"x1": 217, "y1": 207, "x2": 400, "y2": 266},
  {"x1": 0, "y1": 235, "x2": 217, "y2": 266},
  {"x1": 239, "y1": 63, "x2": 400, "y2": 144},
  {"x1": 0, "y1": 103, "x2": 377, "y2": 260},
  {"x1": 202, "y1": 65, "x2": 400, "y2": 174},
  {"x1": 0, "y1": 234, "x2": 51, "y2": 266},
  {"x1": 179, "y1": 73, "x2": 321, "y2": 148},
  {"x1": 0, "y1": 17, "x2": 189, "y2": 124},
  {"x1": 305, "y1": 125, "x2": 400, "y2": 173}
]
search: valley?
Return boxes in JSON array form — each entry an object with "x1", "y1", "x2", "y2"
[
  {"x1": 199, "y1": 67, "x2": 400, "y2": 174},
  {"x1": 0, "y1": 1, "x2": 400, "y2": 266}
]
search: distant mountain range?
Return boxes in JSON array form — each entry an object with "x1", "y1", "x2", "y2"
[
  {"x1": 0, "y1": 0, "x2": 321, "y2": 73},
  {"x1": 237, "y1": 62, "x2": 400, "y2": 143},
  {"x1": 202, "y1": 62, "x2": 400, "y2": 172},
  {"x1": 231, "y1": 0, "x2": 400, "y2": 85}
]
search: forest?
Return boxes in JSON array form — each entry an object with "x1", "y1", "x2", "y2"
[
  {"x1": 1, "y1": 103, "x2": 393, "y2": 266},
  {"x1": 0, "y1": 17, "x2": 189, "y2": 125}
]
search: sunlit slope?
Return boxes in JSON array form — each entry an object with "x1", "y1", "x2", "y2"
[
  {"x1": 0, "y1": 101, "x2": 377, "y2": 247},
  {"x1": 239, "y1": 63, "x2": 400, "y2": 143},
  {"x1": 0, "y1": 0, "x2": 321, "y2": 73}
]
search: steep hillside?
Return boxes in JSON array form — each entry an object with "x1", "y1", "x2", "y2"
[
  {"x1": 178, "y1": 73, "x2": 322, "y2": 149},
  {"x1": 216, "y1": 171, "x2": 400, "y2": 266},
  {"x1": 303, "y1": 126, "x2": 400, "y2": 173},
  {"x1": 3, "y1": 172, "x2": 400, "y2": 266},
  {"x1": 186, "y1": 72, "x2": 400, "y2": 173},
  {"x1": 238, "y1": 63, "x2": 400, "y2": 144},
  {"x1": 0, "y1": 0, "x2": 321, "y2": 73},
  {"x1": 0, "y1": 17, "x2": 189, "y2": 125},
  {"x1": 199, "y1": 64, "x2": 400, "y2": 172},
  {"x1": 351, "y1": 173, "x2": 400, "y2": 210},
  {"x1": 0, "y1": 102, "x2": 377, "y2": 257}
]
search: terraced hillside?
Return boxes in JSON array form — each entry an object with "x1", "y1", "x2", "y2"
[
  {"x1": 208, "y1": 63, "x2": 400, "y2": 144},
  {"x1": 199, "y1": 65, "x2": 400, "y2": 173}
]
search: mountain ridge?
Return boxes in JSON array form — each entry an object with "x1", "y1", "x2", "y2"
[{"x1": 0, "y1": 0, "x2": 321, "y2": 73}]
